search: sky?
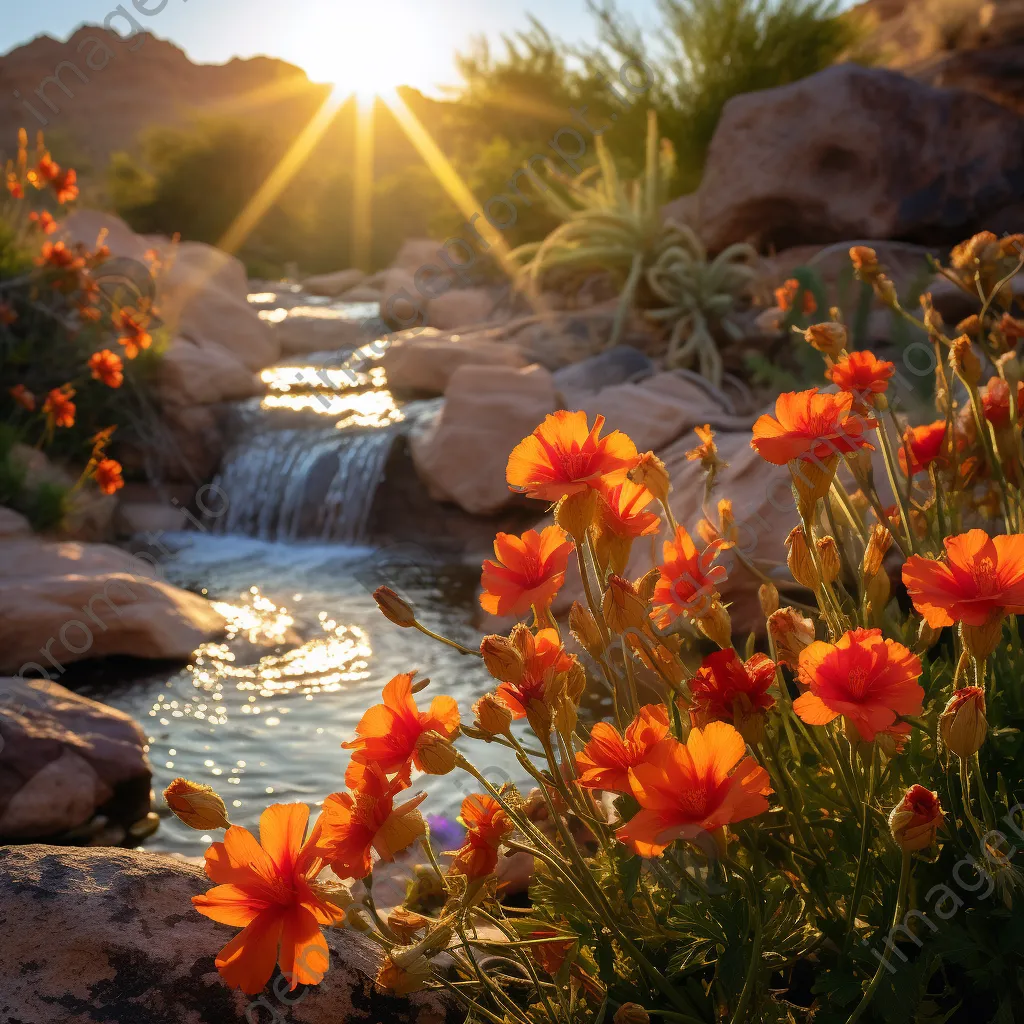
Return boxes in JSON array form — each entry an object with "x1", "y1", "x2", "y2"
[{"x1": 0, "y1": 0, "x2": 663, "y2": 95}]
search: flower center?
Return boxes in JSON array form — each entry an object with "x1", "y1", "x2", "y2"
[
  {"x1": 678, "y1": 785, "x2": 710, "y2": 818},
  {"x1": 971, "y1": 556, "x2": 998, "y2": 595},
  {"x1": 846, "y1": 666, "x2": 869, "y2": 698},
  {"x1": 558, "y1": 448, "x2": 593, "y2": 479}
]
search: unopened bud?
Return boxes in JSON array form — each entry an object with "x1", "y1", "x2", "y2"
[
  {"x1": 997, "y1": 351, "x2": 1021, "y2": 388},
  {"x1": 758, "y1": 582, "x2": 780, "y2": 617},
  {"x1": 865, "y1": 569, "x2": 891, "y2": 613},
  {"x1": 768, "y1": 607, "x2": 815, "y2": 667},
  {"x1": 696, "y1": 602, "x2": 732, "y2": 649},
  {"x1": 375, "y1": 953, "x2": 432, "y2": 995},
  {"x1": 555, "y1": 490, "x2": 596, "y2": 542},
  {"x1": 949, "y1": 335, "x2": 983, "y2": 386},
  {"x1": 473, "y1": 693, "x2": 513, "y2": 737},
  {"x1": 815, "y1": 536, "x2": 841, "y2": 584},
  {"x1": 785, "y1": 526, "x2": 818, "y2": 590},
  {"x1": 480, "y1": 634, "x2": 524, "y2": 683},
  {"x1": 961, "y1": 615, "x2": 1005, "y2": 660},
  {"x1": 850, "y1": 245, "x2": 880, "y2": 279},
  {"x1": 939, "y1": 687, "x2": 987, "y2": 759},
  {"x1": 602, "y1": 575, "x2": 648, "y2": 633},
  {"x1": 635, "y1": 568, "x2": 660, "y2": 605},
  {"x1": 164, "y1": 778, "x2": 230, "y2": 830},
  {"x1": 915, "y1": 618, "x2": 942, "y2": 653},
  {"x1": 373, "y1": 585, "x2": 417, "y2": 627},
  {"x1": 614, "y1": 1005, "x2": 651, "y2": 1024},
  {"x1": 803, "y1": 321, "x2": 847, "y2": 359},
  {"x1": 889, "y1": 785, "x2": 944, "y2": 853},
  {"x1": 862, "y1": 524, "x2": 893, "y2": 579},
  {"x1": 873, "y1": 275, "x2": 898, "y2": 307},
  {"x1": 414, "y1": 731, "x2": 459, "y2": 775},
  {"x1": 956, "y1": 314, "x2": 981, "y2": 337},
  {"x1": 569, "y1": 601, "x2": 605, "y2": 657},
  {"x1": 628, "y1": 451, "x2": 671, "y2": 505},
  {"x1": 387, "y1": 908, "x2": 429, "y2": 943}
]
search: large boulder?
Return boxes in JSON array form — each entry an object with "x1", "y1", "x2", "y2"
[
  {"x1": 0, "y1": 535, "x2": 224, "y2": 676},
  {"x1": 411, "y1": 364, "x2": 558, "y2": 514},
  {"x1": 694, "y1": 63, "x2": 1024, "y2": 252},
  {"x1": 0, "y1": 845, "x2": 455, "y2": 1024},
  {"x1": 381, "y1": 328, "x2": 528, "y2": 395},
  {"x1": 0, "y1": 678, "x2": 151, "y2": 842},
  {"x1": 426, "y1": 287, "x2": 496, "y2": 330},
  {"x1": 553, "y1": 347, "x2": 656, "y2": 404},
  {"x1": 159, "y1": 338, "x2": 263, "y2": 405},
  {"x1": 303, "y1": 267, "x2": 366, "y2": 297}
]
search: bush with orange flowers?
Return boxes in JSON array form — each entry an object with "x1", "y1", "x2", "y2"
[
  {"x1": 173, "y1": 236, "x2": 1024, "y2": 1023},
  {"x1": 2, "y1": 130, "x2": 165, "y2": 529}
]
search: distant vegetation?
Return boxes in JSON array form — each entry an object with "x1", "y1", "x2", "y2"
[{"x1": 108, "y1": 0, "x2": 860, "y2": 276}]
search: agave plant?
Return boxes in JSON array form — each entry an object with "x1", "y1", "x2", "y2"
[
  {"x1": 511, "y1": 110, "x2": 678, "y2": 348},
  {"x1": 645, "y1": 225, "x2": 758, "y2": 385}
]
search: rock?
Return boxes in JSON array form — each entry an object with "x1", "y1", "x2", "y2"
[
  {"x1": 0, "y1": 535, "x2": 224, "y2": 676},
  {"x1": 662, "y1": 192, "x2": 700, "y2": 227},
  {"x1": 553, "y1": 347, "x2": 656, "y2": 401},
  {"x1": 115, "y1": 501, "x2": 191, "y2": 537},
  {"x1": 0, "y1": 508, "x2": 30, "y2": 538},
  {"x1": 426, "y1": 287, "x2": 496, "y2": 330},
  {"x1": 303, "y1": 268, "x2": 366, "y2": 297},
  {"x1": 381, "y1": 329, "x2": 528, "y2": 395},
  {"x1": 270, "y1": 306, "x2": 369, "y2": 356},
  {"x1": 0, "y1": 678, "x2": 150, "y2": 841},
  {"x1": 392, "y1": 237, "x2": 446, "y2": 272},
  {"x1": 159, "y1": 404, "x2": 228, "y2": 484},
  {"x1": 411, "y1": 364, "x2": 558, "y2": 514},
  {"x1": 922, "y1": 44, "x2": 1024, "y2": 117},
  {"x1": 380, "y1": 266, "x2": 427, "y2": 328},
  {"x1": 341, "y1": 283, "x2": 384, "y2": 302},
  {"x1": 695, "y1": 63, "x2": 1024, "y2": 252},
  {"x1": 0, "y1": 845, "x2": 455, "y2": 1024},
  {"x1": 158, "y1": 338, "x2": 263, "y2": 405}
]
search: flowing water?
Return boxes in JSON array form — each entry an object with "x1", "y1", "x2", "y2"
[{"x1": 80, "y1": 293, "x2": 525, "y2": 855}]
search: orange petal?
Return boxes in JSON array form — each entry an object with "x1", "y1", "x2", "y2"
[
  {"x1": 259, "y1": 803, "x2": 309, "y2": 878},
  {"x1": 793, "y1": 691, "x2": 840, "y2": 726},
  {"x1": 215, "y1": 908, "x2": 285, "y2": 994},
  {"x1": 278, "y1": 905, "x2": 330, "y2": 989},
  {"x1": 192, "y1": 883, "x2": 267, "y2": 927}
]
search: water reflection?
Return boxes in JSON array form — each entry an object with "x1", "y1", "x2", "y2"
[
  {"x1": 261, "y1": 365, "x2": 387, "y2": 393},
  {"x1": 260, "y1": 387, "x2": 401, "y2": 427}
]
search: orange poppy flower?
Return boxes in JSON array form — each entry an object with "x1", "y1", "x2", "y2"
[
  {"x1": 29, "y1": 153, "x2": 60, "y2": 185},
  {"x1": 479, "y1": 525, "x2": 574, "y2": 618},
  {"x1": 53, "y1": 167, "x2": 78, "y2": 204},
  {"x1": 7, "y1": 175, "x2": 23, "y2": 199},
  {"x1": 650, "y1": 524, "x2": 729, "y2": 626},
  {"x1": 116, "y1": 306, "x2": 153, "y2": 359},
  {"x1": 495, "y1": 627, "x2": 575, "y2": 720},
  {"x1": 93, "y1": 458, "x2": 124, "y2": 495},
  {"x1": 902, "y1": 529, "x2": 1024, "y2": 627},
  {"x1": 576, "y1": 703, "x2": 669, "y2": 794},
  {"x1": 42, "y1": 385, "x2": 75, "y2": 428},
  {"x1": 825, "y1": 351, "x2": 895, "y2": 410},
  {"x1": 750, "y1": 389, "x2": 876, "y2": 467},
  {"x1": 688, "y1": 650, "x2": 777, "y2": 731},
  {"x1": 595, "y1": 475, "x2": 661, "y2": 540},
  {"x1": 9, "y1": 384, "x2": 34, "y2": 411},
  {"x1": 318, "y1": 763, "x2": 427, "y2": 881},
  {"x1": 617, "y1": 721, "x2": 771, "y2": 857},
  {"x1": 449, "y1": 793, "x2": 513, "y2": 879},
  {"x1": 88, "y1": 349, "x2": 124, "y2": 388},
  {"x1": 775, "y1": 278, "x2": 816, "y2": 316},
  {"x1": 898, "y1": 420, "x2": 949, "y2": 476},
  {"x1": 192, "y1": 803, "x2": 345, "y2": 994},
  {"x1": 506, "y1": 410, "x2": 638, "y2": 501},
  {"x1": 793, "y1": 628, "x2": 923, "y2": 742},
  {"x1": 342, "y1": 672, "x2": 460, "y2": 784},
  {"x1": 980, "y1": 376, "x2": 1024, "y2": 428},
  {"x1": 37, "y1": 240, "x2": 84, "y2": 272},
  {"x1": 28, "y1": 210, "x2": 57, "y2": 234}
]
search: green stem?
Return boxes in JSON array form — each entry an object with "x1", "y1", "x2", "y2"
[{"x1": 844, "y1": 743, "x2": 878, "y2": 951}]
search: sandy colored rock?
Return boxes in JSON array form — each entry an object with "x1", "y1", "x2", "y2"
[
  {"x1": 270, "y1": 306, "x2": 369, "y2": 355},
  {"x1": 382, "y1": 331, "x2": 527, "y2": 395},
  {"x1": 0, "y1": 845, "x2": 456, "y2": 1024},
  {"x1": 303, "y1": 268, "x2": 365, "y2": 297},
  {"x1": 0, "y1": 508, "x2": 30, "y2": 538},
  {"x1": 159, "y1": 338, "x2": 263, "y2": 405},
  {"x1": 0, "y1": 536, "x2": 224, "y2": 676},
  {"x1": 0, "y1": 678, "x2": 150, "y2": 840},
  {"x1": 426, "y1": 287, "x2": 496, "y2": 330},
  {"x1": 411, "y1": 363, "x2": 558, "y2": 514},
  {"x1": 695, "y1": 64, "x2": 1024, "y2": 252}
]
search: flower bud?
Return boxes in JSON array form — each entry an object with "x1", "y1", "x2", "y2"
[
  {"x1": 473, "y1": 693, "x2": 513, "y2": 737},
  {"x1": 555, "y1": 490, "x2": 596, "y2": 543},
  {"x1": 849, "y1": 246, "x2": 880, "y2": 279},
  {"x1": 629, "y1": 451, "x2": 671, "y2": 505},
  {"x1": 956, "y1": 314, "x2": 981, "y2": 337},
  {"x1": 785, "y1": 526, "x2": 818, "y2": 590},
  {"x1": 696, "y1": 602, "x2": 732, "y2": 649},
  {"x1": 386, "y1": 908, "x2": 429, "y2": 944},
  {"x1": 939, "y1": 686, "x2": 987, "y2": 759},
  {"x1": 603, "y1": 575, "x2": 649, "y2": 633},
  {"x1": 888, "y1": 785, "x2": 944, "y2": 853},
  {"x1": 815, "y1": 536, "x2": 841, "y2": 584},
  {"x1": 862, "y1": 524, "x2": 893, "y2": 579},
  {"x1": 480, "y1": 634, "x2": 524, "y2": 683},
  {"x1": 915, "y1": 618, "x2": 942, "y2": 653},
  {"x1": 864, "y1": 569, "x2": 891, "y2": 613},
  {"x1": 614, "y1": 1005, "x2": 651, "y2": 1024},
  {"x1": 768, "y1": 607, "x2": 815, "y2": 667},
  {"x1": 873, "y1": 275, "x2": 898, "y2": 308},
  {"x1": 997, "y1": 350, "x2": 1021, "y2": 389},
  {"x1": 163, "y1": 778, "x2": 230, "y2": 830},
  {"x1": 950, "y1": 335, "x2": 982, "y2": 386},
  {"x1": 803, "y1": 321, "x2": 847, "y2": 360},
  {"x1": 375, "y1": 952, "x2": 432, "y2": 995},
  {"x1": 414, "y1": 731, "x2": 459, "y2": 775},
  {"x1": 634, "y1": 568, "x2": 660, "y2": 605},
  {"x1": 758, "y1": 582, "x2": 780, "y2": 618},
  {"x1": 373, "y1": 585, "x2": 417, "y2": 628},
  {"x1": 569, "y1": 601, "x2": 605, "y2": 658},
  {"x1": 961, "y1": 614, "x2": 1005, "y2": 660}
]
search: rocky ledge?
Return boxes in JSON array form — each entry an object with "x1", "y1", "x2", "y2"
[{"x1": 0, "y1": 845, "x2": 456, "y2": 1024}]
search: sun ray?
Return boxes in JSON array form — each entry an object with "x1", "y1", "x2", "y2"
[{"x1": 351, "y1": 95, "x2": 375, "y2": 270}]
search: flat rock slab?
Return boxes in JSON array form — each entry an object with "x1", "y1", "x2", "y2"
[{"x1": 0, "y1": 845, "x2": 456, "y2": 1024}]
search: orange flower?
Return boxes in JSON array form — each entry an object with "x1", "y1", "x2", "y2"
[
  {"x1": 449, "y1": 793, "x2": 513, "y2": 879},
  {"x1": 775, "y1": 278, "x2": 816, "y2": 315},
  {"x1": 29, "y1": 153, "x2": 60, "y2": 186},
  {"x1": 617, "y1": 721, "x2": 771, "y2": 857},
  {"x1": 9, "y1": 384, "x2": 34, "y2": 411},
  {"x1": 980, "y1": 376, "x2": 1024, "y2": 428},
  {"x1": 594, "y1": 475, "x2": 660, "y2": 540},
  {"x1": 116, "y1": 306, "x2": 153, "y2": 359},
  {"x1": 37, "y1": 240, "x2": 84, "y2": 272},
  {"x1": 479, "y1": 525, "x2": 574, "y2": 618},
  {"x1": 318, "y1": 764, "x2": 427, "y2": 881},
  {"x1": 793, "y1": 628, "x2": 923, "y2": 742},
  {"x1": 28, "y1": 210, "x2": 57, "y2": 234},
  {"x1": 192, "y1": 803, "x2": 345, "y2": 994},
  {"x1": 43, "y1": 385, "x2": 75, "y2": 428},
  {"x1": 576, "y1": 704, "x2": 670, "y2": 794},
  {"x1": 88, "y1": 349, "x2": 124, "y2": 388},
  {"x1": 688, "y1": 650, "x2": 777, "y2": 737},
  {"x1": 750, "y1": 389, "x2": 876, "y2": 467},
  {"x1": 506, "y1": 410, "x2": 638, "y2": 501},
  {"x1": 342, "y1": 673, "x2": 459, "y2": 784},
  {"x1": 889, "y1": 785, "x2": 944, "y2": 852},
  {"x1": 902, "y1": 529, "x2": 1024, "y2": 628},
  {"x1": 52, "y1": 167, "x2": 78, "y2": 204},
  {"x1": 495, "y1": 627, "x2": 574, "y2": 720},
  {"x1": 650, "y1": 524, "x2": 728, "y2": 626},
  {"x1": 93, "y1": 458, "x2": 124, "y2": 495},
  {"x1": 898, "y1": 420, "x2": 948, "y2": 476},
  {"x1": 6, "y1": 175, "x2": 23, "y2": 199},
  {"x1": 825, "y1": 351, "x2": 895, "y2": 410}
]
